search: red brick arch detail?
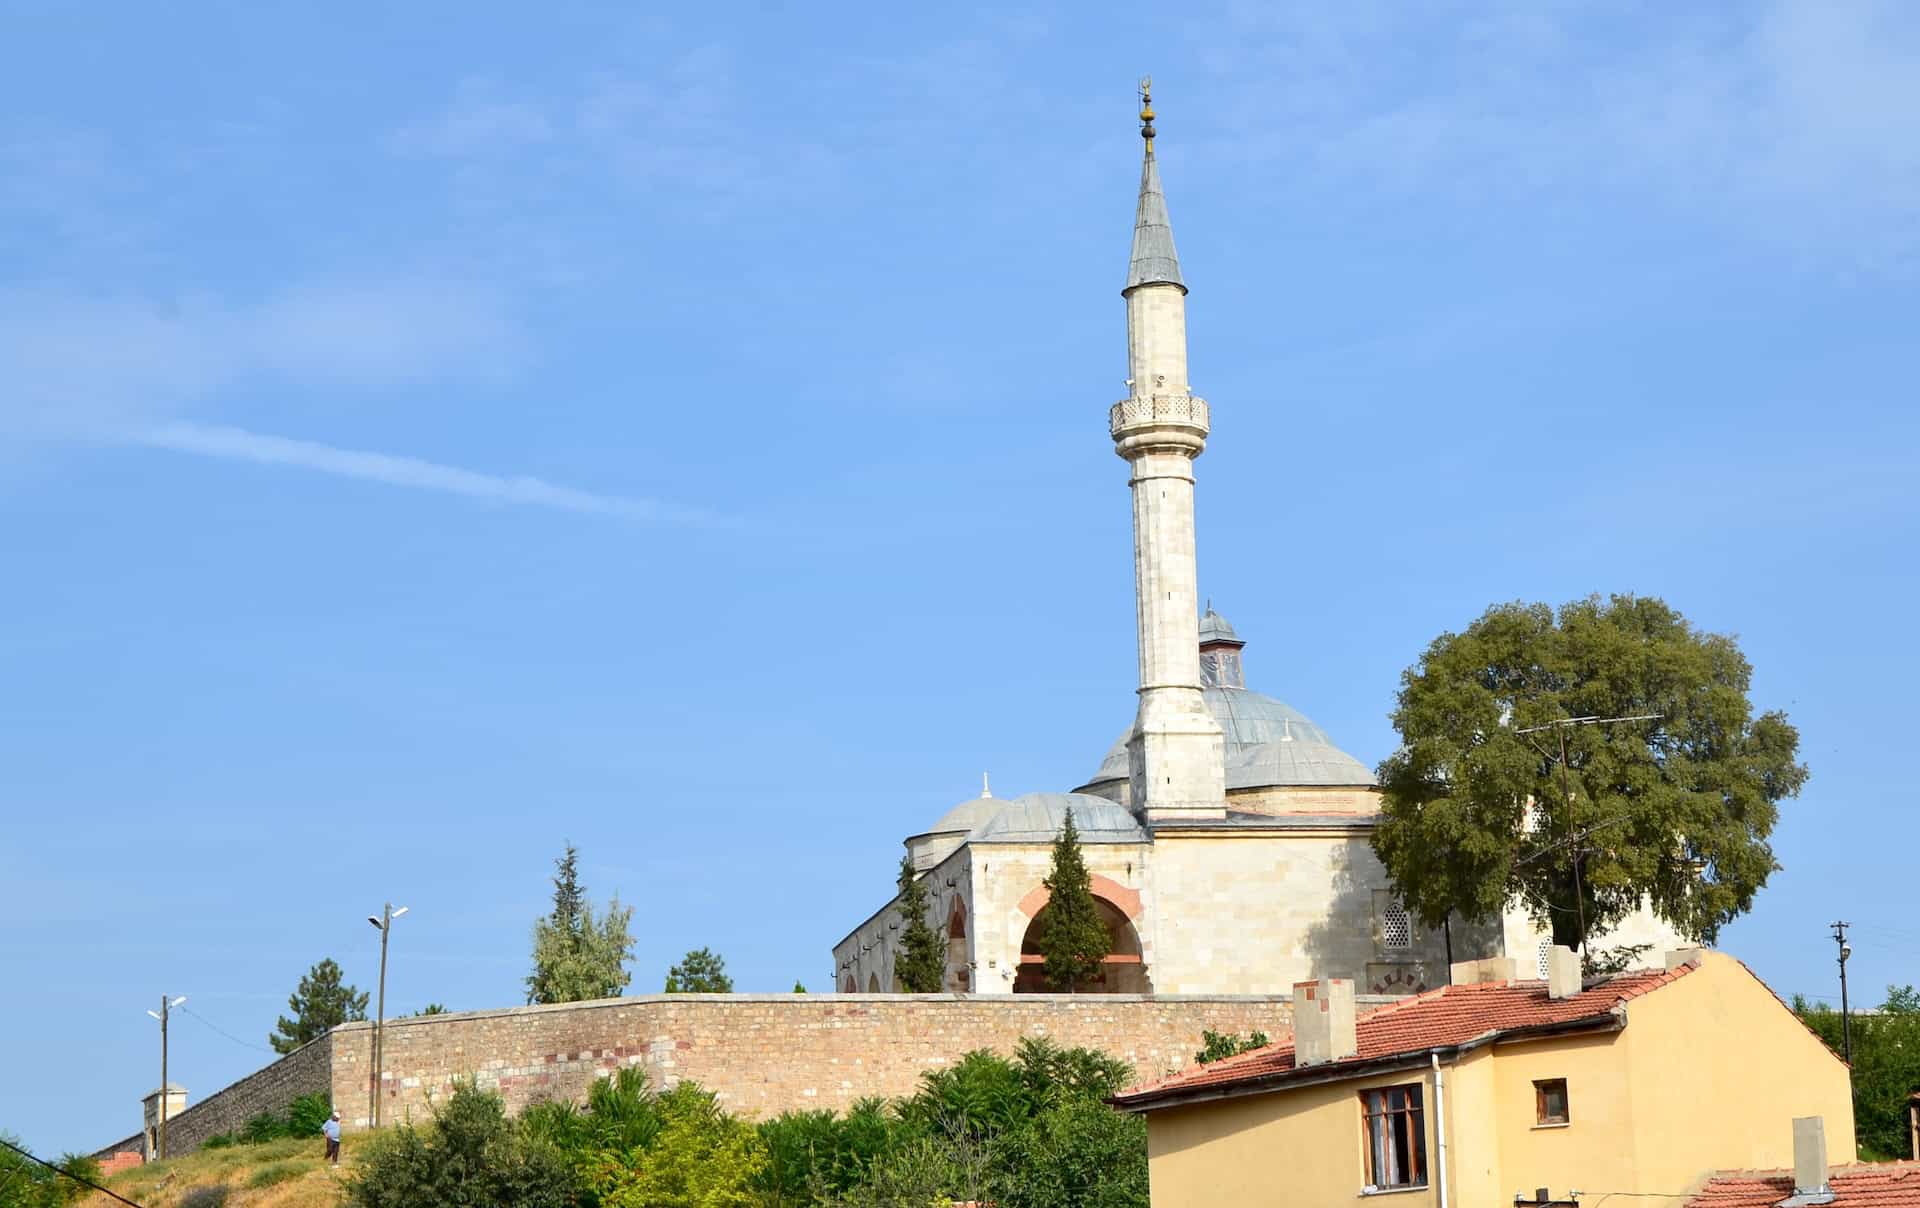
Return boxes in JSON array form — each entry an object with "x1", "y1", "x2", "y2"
[{"x1": 1018, "y1": 874, "x2": 1142, "y2": 921}]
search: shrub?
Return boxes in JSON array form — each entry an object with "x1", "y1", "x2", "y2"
[
  {"x1": 178, "y1": 1188, "x2": 229, "y2": 1208},
  {"x1": 1195, "y1": 1029, "x2": 1269, "y2": 1065},
  {"x1": 589, "y1": 1082, "x2": 765, "y2": 1208},
  {"x1": 287, "y1": 1092, "x2": 333, "y2": 1137},
  {"x1": 346, "y1": 1082, "x2": 578, "y2": 1208}
]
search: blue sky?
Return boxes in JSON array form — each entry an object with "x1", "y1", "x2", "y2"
[{"x1": 4, "y1": 1, "x2": 1917, "y2": 1156}]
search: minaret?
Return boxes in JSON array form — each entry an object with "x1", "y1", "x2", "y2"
[{"x1": 1112, "y1": 80, "x2": 1227, "y2": 824}]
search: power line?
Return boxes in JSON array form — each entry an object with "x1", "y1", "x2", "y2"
[
  {"x1": 177, "y1": 1003, "x2": 276, "y2": 1054},
  {"x1": 0, "y1": 1137, "x2": 148, "y2": 1208}
]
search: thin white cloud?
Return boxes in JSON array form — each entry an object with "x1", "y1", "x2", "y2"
[{"x1": 138, "y1": 422, "x2": 717, "y2": 525}]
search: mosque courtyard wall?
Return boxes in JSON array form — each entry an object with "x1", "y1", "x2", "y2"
[{"x1": 325, "y1": 993, "x2": 1315, "y2": 1134}]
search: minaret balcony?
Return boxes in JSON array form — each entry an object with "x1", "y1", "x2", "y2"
[{"x1": 1110, "y1": 394, "x2": 1210, "y2": 441}]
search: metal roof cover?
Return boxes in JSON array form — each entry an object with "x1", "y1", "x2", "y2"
[
  {"x1": 1086, "y1": 687, "x2": 1377, "y2": 790},
  {"x1": 1124, "y1": 147, "x2": 1185, "y2": 293},
  {"x1": 968, "y1": 792, "x2": 1148, "y2": 845}
]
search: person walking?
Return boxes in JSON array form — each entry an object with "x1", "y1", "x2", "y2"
[{"x1": 323, "y1": 1110, "x2": 342, "y2": 1165}]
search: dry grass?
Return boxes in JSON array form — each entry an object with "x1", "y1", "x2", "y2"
[{"x1": 80, "y1": 1135, "x2": 371, "y2": 1208}]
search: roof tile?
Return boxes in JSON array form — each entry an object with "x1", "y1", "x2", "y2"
[{"x1": 1687, "y1": 1162, "x2": 1920, "y2": 1206}]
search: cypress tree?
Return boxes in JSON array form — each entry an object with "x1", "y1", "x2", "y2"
[
  {"x1": 893, "y1": 854, "x2": 947, "y2": 993},
  {"x1": 1034, "y1": 809, "x2": 1112, "y2": 992},
  {"x1": 270, "y1": 958, "x2": 368, "y2": 1053}
]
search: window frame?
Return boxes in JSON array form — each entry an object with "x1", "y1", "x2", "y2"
[
  {"x1": 1533, "y1": 1077, "x2": 1570, "y2": 1127},
  {"x1": 1358, "y1": 1082, "x2": 1428, "y2": 1193}
]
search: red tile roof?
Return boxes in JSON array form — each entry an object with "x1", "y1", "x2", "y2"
[
  {"x1": 1687, "y1": 1162, "x2": 1920, "y2": 1206},
  {"x1": 1113, "y1": 964, "x2": 1695, "y2": 1110}
]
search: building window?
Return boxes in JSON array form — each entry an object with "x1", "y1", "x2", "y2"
[
  {"x1": 1534, "y1": 1078, "x2": 1569, "y2": 1126},
  {"x1": 1381, "y1": 901, "x2": 1412, "y2": 950},
  {"x1": 1360, "y1": 1084, "x2": 1426, "y2": 1191}
]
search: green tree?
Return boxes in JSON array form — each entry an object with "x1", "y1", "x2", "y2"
[
  {"x1": 0, "y1": 1135, "x2": 101, "y2": 1208},
  {"x1": 1798, "y1": 986, "x2": 1920, "y2": 1160},
  {"x1": 527, "y1": 843, "x2": 636, "y2": 1004},
  {"x1": 1032, "y1": 809, "x2": 1112, "y2": 990},
  {"x1": 269, "y1": 957, "x2": 368, "y2": 1054},
  {"x1": 1195, "y1": 1029, "x2": 1270, "y2": 1064},
  {"x1": 1372, "y1": 595, "x2": 1806, "y2": 950},
  {"x1": 664, "y1": 947, "x2": 733, "y2": 993},
  {"x1": 345, "y1": 1082, "x2": 578, "y2": 1208},
  {"x1": 893, "y1": 855, "x2": 947, "y2": 993},
  {"x1": 405, "y1": 1004, "x2": 449, "y2": 1017},
  {"x1": 791, "y1": 981, "x2": 807, "y2": 994}
]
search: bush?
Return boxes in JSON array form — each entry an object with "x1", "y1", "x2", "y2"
[
  {"x1": 177, "y1": 1188, "x2": 229, "y2": 1208},
  {"x1": 588, "y1": 1082, "x2": 765, "y2": 1208},
  {"x1": 346, "y1": 1082, "x2": 578, "y2": 1208},
  {"x1": 1195, "y1": 1029, "x2": 1270, "y2": 1065},
  {"x1": 287, "y1": 1092, "x2": 333, "y2": 1137}
]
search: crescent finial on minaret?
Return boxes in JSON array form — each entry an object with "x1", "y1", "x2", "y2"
[{"x1": 1139, "y1": 75, "x2": 1156, "y2": 146}]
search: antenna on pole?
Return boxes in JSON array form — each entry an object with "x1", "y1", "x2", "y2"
[{"x1": 1513, "y1": 713, "x2": 1663, "y2": 953}]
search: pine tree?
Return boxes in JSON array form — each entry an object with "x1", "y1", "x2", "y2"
[
  {"x1": 893, "y1": 854, "x2": 947, "y2": 993},
  {"x1": 526, "y1": 843, "x2": 636, "y2": 1004},
  {"x1": 664, "y1": 947, "x2": 734, "y2": 993},
  {"x1": 1033, "y1": 809, "x2": 1112, "y2": 992},
  {"x1": 270, "y1": 958, "x2": 368, "y2": 1053}
]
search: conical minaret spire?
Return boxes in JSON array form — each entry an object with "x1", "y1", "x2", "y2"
[{"x1": 1110, "y1": 79, "x2": 1226, "y2": 824}]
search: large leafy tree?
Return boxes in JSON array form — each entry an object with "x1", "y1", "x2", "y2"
[
  {"x1": 270, "y1": 957, "x2": 368, "y2": 1054},
  {"x1": 1032, "y1": 809, "x2": 1112, "y2": 991},
  {"x1": 664, "y1": 947, "x2": 734, "y2": 993},
  {"x1": 527, "y1": 844, "x2": 636, "y2": 1005},
  {"x1": 1373, "y1": 595, "x2": 1806, "y2": 950},
  {"x1": 893, "y1": 855, "x2": 947, "y2": 993}
]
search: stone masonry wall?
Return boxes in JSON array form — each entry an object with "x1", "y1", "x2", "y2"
[
  {"x1": 112, "y1": 1034, "x2": 334, "y2": 1159},
  {"x1": 332, "y1": 994, "x2": 1318, "y2": 1130}
]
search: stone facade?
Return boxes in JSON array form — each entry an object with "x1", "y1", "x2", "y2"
[{"x1": 330, "y1": 994, "x2": 1315, "y2": 1132}]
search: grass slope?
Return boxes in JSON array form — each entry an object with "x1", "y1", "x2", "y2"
[{"x1": 82, "y1": 1135, "x2": 368, "y2": 1208}]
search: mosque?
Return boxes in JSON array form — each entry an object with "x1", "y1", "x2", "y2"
[{"x1": 830, "y1": 87, "x2": 1683, "y2": 997}]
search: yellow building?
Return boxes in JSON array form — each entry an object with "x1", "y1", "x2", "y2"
[{"x1": 1112, "y1": 949, "x2": 1853, "y2": 1207}]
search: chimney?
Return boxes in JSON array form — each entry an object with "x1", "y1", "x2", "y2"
[
  {"x1": 1793, "y1": 1116, "x2": 1830, "y2": 1198},
  {"x1": 1293, "y1": 978, "x2": 1357, "y2": 1067},
  {"x1": 1546, "y1": 946, "x2": 1581, "y2": 999},
  {"x1": 1450, "y1": 956, "x2": 1519, "y2": 985},
  {"x1": 1665, "y1": 947, "x2": 1707, "y2": 971}
]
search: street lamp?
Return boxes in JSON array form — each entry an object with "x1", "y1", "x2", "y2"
[
  {"x1": 145, "y1": 995, "x2": 187, "y2": 1160},
  {"x1": 366, "y1": 904, "x2": 408, "y2": 1128}
]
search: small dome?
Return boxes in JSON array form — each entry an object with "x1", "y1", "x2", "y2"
[
  {"x1": 1199, "y1": 607, "x2": 1243, "y2": 647},
  {"x1": 969, "y1": 792, "x2": 1148, "y2": 844},
  {"x1": 924, "y1": 790, "x2": 1002, "y2": 838}
]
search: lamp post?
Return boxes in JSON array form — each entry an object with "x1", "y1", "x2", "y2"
[
  {"x1": 366, "y1": 904, "x2": 408, "y2": 1128},
  {"x1": 145, "y1": 995, "x2": 187, "y2": 1160}
]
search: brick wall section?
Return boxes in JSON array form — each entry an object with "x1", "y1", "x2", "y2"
[
  {"x1": 148, "y1": 1033, "x2": 335, "y2": 1156},
  {"x1": 91, "y1": 1134, "x2": 144, "y2": 1163},
  {"x1": 332, "y1": 993, "x2": 1344, "y2": 1129}
]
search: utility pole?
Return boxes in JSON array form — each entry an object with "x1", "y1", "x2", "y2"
[
  {"x1": 1515, "y1": 713, "x2": 1661, "y2": 953},
  {"x1": 366, "y1": 903, "x2": 408, "y2": 1129},
  {"x1": 145, "y1": 995, "x2": 187, "y2": 1161},
  {"x1": 1832, "y1": 920, "x2": 1853, "y2": 1063}
]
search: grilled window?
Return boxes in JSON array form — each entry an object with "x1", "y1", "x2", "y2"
[
  {"x1": 1535, "y1": 1078, "x2": 1570, "y2": 1126},
  {"x1": 1381, "y1": 901, "x2": 1412, "y2": 950},
  {"x1": 1537, "y1": 938, "x2": 1554, "y2": 979},
  {"x1": 1360, "y1": 1084, "x2": 1427, "y2": 1191}
]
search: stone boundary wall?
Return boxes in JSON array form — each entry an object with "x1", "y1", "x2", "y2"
[
  {"x1": 331, "y1": 993, "x2": 1365, "y2": 1130},
  {"x1": 108, "y1": 1034, "x2": 335, "y2": 1159}
]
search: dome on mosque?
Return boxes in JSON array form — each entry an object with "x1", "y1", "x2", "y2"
[
  {"x1": 920, "y1": 784, "x2": 1003, "y2": 839},
  {"x1": 969, "y1": 793, "x2": 1148, "y2": 844},
  {"x1": 1082, "y1": 612, "x2": 1377, "y2": 793}
]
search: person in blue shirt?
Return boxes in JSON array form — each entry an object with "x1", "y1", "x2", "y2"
[{"x1": 322, "y1": 1110, "x2": 341, "y2": 1165}]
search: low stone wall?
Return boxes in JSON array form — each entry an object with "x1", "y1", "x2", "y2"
[
  {"x1": 332, "y1": 994, "x2": 1317, "y2": 1129},
  {"x1": 156, "y1": 1034, "x2": 335, "y2": 1156}
]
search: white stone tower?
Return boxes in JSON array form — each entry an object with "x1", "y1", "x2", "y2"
[{"x1": 1112, "y1": 82, "x2": 1227, "y2": 824}]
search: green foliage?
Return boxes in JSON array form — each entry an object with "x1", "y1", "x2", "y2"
[
  {"x1": 1798, "y1": 986, "x2": 1920, "y2": 1160},
  {"x1": 1033, "y1": 809, "x2": 1112, "y2": 990},
  {"x1": 589, "y1": 1083, "x2": 766, "y2": 1208},
  {"x1": 1373, "y1": 595, "x2": 1807, "y2": 950},
  {"x1": 222, "y1": 1092, "x2": 332, "y2": 1145},
  {"x1": 664, "y1": 947, "x2": 733, "y2": 993},
  {"x1": 246, "y1": 1160, "x2": 313, "y2": 1189},
  {"x1": 177, "y1": 1189, "x2": 229, "y2": 1208},
  {"x1": 1195, "y1": 1029, "x2": 1270, "y2": 1064},
  {"x1": 989, "y1": 1095, "x2": 1149, "y2": 1208},
  {"x1": 792, "y1": 981, "x2": 807, "y2": 994},
  {"x1": 528, "y1": 843, "x2": 636, "y2": 1005},
  {"x1": 893, "y1": 855, "x2": 947, "y2": 994},
  {"x1": 346, "y1": 1081, "x2": 577, "y2": 1208},
  {"x1": 0, "y1": 1136, "x2": 101, "y2": 1208},
  {"x1": 270, "y1": 957, "x2": 368, "y2": 1053},
  {"x1": 407, "y1": 1004, "x2": 450, "y2": 1017}
]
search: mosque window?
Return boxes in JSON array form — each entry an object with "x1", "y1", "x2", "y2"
[
  {"x1": 1380, "y1": 901, "x2": 1412, "y2": 950},
  {"x1": 1536, "y1": 939, "x2": 1554, "y2": 979}
]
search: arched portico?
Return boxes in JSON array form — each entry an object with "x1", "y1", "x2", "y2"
[{"x1": 1012, "y1": 880, "x2": 1150, "y2": 993}]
